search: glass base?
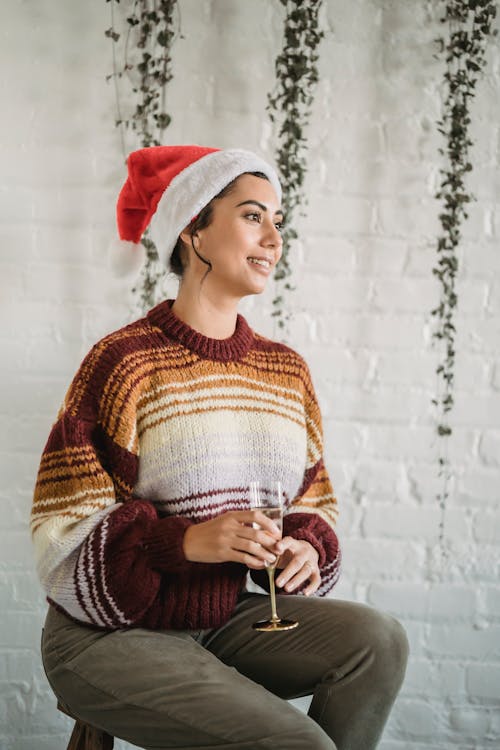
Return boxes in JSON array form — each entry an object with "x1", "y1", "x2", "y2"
[{"x1": 252, "y1": 618, "x2": 299, "y2": 632}]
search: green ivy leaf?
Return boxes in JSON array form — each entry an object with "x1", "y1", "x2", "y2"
[
  {"x1": 104, "y1": 27, "x2": 120, "y2": 42},
  {"x1": 432, "y1": 0, "x2": 495, "y2": 528}
]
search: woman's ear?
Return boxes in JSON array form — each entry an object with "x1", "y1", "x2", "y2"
[{"x1": 179, "y1": 223, "x2": 193, "y2": 246}]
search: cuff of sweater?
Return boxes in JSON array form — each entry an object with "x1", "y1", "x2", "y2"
[
  {"x1": 283, "y1": 512, "x2": 334, "y2": 569},
  {"x1": 287, "y1": 528, "x2": 327, "y2": 568},
  {"x1": 142, "y1": 516, "x2": 194, "y2": 572}
]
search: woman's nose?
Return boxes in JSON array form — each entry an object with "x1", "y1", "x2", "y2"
[{"x1": 263, "y1": 221, "x2": 283, "y2": 248}]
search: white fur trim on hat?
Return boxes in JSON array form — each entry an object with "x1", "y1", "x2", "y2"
[{"x1": 148, "y1": 149, "x2": 282, "y2": 268}]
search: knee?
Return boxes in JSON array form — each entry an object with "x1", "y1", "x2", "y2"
[
  {"x1": 363, "y1": 608, "x2": 409, "y2": 685},
  {"x1": 272, "y1": 719, "x2": 336, "y2": 750},
  {"x1": 299, "y1": 723, "x2": 337, "y2": 750},
  {"x1": 389, "y1": 615, "x2": 410, "y2": 669}
]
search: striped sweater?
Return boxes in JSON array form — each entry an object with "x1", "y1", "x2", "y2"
[{"x1": 31, "y1": 299, "x2": 340, "y2": 630}]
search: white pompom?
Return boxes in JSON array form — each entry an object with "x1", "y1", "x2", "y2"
[{"x1": 107, "y1": 238, "x2": 146, "y2": 279}]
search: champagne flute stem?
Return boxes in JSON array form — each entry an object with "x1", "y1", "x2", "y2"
[{"x1": 267, "y1": 566, "x2": 280, "y2": 623}]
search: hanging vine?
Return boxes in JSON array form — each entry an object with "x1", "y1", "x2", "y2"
[
  {"x1": 267, "y1": 0, "x2": 325, "y2": 331},
  {"x1": 432, "y1": 0, "x2": 497, "y2": 541},
  {"x1": 105, "y1": 0, "x2": 179, "y2": 312}
]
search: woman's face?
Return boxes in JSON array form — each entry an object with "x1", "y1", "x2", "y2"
[{"x1": 182, "y1": 173, "x2": 284, "y2": 299}]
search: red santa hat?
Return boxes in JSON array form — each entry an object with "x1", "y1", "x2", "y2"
[{"x1": 109, "y1": 144, "x2": 282, "y2": 278}]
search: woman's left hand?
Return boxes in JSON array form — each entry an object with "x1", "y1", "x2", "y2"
[{"x1": 273, "y1": 537, "x2": 321, "y2": 596}]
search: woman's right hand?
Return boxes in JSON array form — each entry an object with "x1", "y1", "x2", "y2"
[{"x1": 182, "y1": 510, "x2": 281, "y2": 569}]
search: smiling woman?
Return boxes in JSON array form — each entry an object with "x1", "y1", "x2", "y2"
[
  {"x1": 170, "y1": 171, "x2": 284, "y2": 284},
  {"x1": 32, "y1": 145, "x2": 408, "y2": 750},
  {"x1": 171, "y1": 173, "x2": 284, "y2": 317}
]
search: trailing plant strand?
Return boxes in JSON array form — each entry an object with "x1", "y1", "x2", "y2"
[
  {"x1": 268, "y1": 0, "x2": 324, "y2": 332},
  {"x1": 106, "y1": 0, "x2": 178, "y2": 312},
  {"x1": 432, "y1": 0, "x2": 497, "y2": 540}
]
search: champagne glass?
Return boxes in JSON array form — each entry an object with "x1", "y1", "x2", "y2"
[{"x1": 249, "y1": 481, "x2": 299, "y2": 632}]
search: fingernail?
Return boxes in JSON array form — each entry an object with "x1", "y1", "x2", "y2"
[{"x1": 276, "y1": 578, "x2": 283, "y2": 587}]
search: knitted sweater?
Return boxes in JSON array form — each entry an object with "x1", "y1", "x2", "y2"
[{"x1": 31, "y1": 299, "x2": 341, "y2": 630}]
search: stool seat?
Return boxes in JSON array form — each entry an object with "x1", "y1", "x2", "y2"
[{"x1": 58, "y1": 701, "x2": 114, "y2": 750}]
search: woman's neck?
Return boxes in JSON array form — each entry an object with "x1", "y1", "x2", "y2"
[{"x1": 171, "y1": 283, "x2": 239, "y2": 340}]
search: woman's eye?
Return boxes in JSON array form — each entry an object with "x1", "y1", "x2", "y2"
[{"x1": 243, "y1": 212, "x2": 283, "y2": 231}]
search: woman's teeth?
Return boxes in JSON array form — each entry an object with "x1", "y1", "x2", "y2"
[{"x1": 248, "y1": 258, "x2": 270, "y2": 268}]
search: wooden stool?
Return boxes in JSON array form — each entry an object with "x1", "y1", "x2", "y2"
[{"x1": 58, "y1": 700, "x2": 114, "y2": 750}]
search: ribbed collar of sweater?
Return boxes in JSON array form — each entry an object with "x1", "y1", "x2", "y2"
[{"x1": 147, "y1": 299, "x2": 255, "y2": 362}]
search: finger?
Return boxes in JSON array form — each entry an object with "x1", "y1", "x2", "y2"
[
  {"x1": 232, "y1": 510, "x2": 281, "y2": 537},
  {"x1": 252, "y1": 510, "x2": 282, "y2": 538},
  {"x1": 275, "y1": 557, "x2": 304, "y2": 588},
  {"x1": 273, "y1": 536, "x2": 297, "y2": 556},
  {"x1": 282, "y1": 563, "x2": 319, "y2": 593},
  {"x1": 303, "y1": 570, "x2": 321, "y2": 596},
  {"x1": 274, "y1": 541, "x2": 295, "y2": 562},
  {"x1": 236, "y1": 527, "x2": 281, "y2": 552},
  {"x1": 229, "y1": 550, "x2": 268, "y2": 569},
  {"x1": 233, "y1": 537, "x2": 277, "y2": 565}
]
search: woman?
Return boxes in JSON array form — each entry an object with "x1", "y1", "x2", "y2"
[{"x1": 32, "y1": 145, "x2": 408, "y2": 750}]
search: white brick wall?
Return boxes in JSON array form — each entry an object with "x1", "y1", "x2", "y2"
[{"x1": 1, "y1": 1, "x2": 499, "y2": 748}]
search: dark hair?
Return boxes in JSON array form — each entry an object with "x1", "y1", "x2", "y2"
[{"x1": 169, "y1": 171, "x2": 270, "y2": 279}]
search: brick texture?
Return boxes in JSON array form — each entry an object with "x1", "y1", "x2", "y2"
[{"x1": 1, "y1": 1, "x2": 499, "y2": 749}]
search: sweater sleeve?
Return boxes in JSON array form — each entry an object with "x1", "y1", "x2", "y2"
[
  {"x1": 30, "y1": 344, "x2": 195, "y2": 629},
  {"x1": 251, "y1": 360, "x2": 341, "y2": 597}
]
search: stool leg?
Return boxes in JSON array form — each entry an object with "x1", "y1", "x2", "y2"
[
  {"x1": 66, "y1": 719, "x2": 114, "y2": 750},
  {"x1": 66, "y1": 720, "x2": 86, "y2": 750},
  {"x1": 87, "y1": 724, "x2": 114, "y2": 750}
]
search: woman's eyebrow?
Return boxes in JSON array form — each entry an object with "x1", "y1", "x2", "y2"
[{"x1": 235, "y1": 199, "x2": 284, "y2": 217}]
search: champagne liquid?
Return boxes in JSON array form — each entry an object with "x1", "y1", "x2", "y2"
[{"x1": 260, "y1": 507, "x2": 282, "y2": 531}]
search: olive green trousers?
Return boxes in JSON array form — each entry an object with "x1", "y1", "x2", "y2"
[{"x1": 42, "y1": 593, "x2": 408, "y2": 750}]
